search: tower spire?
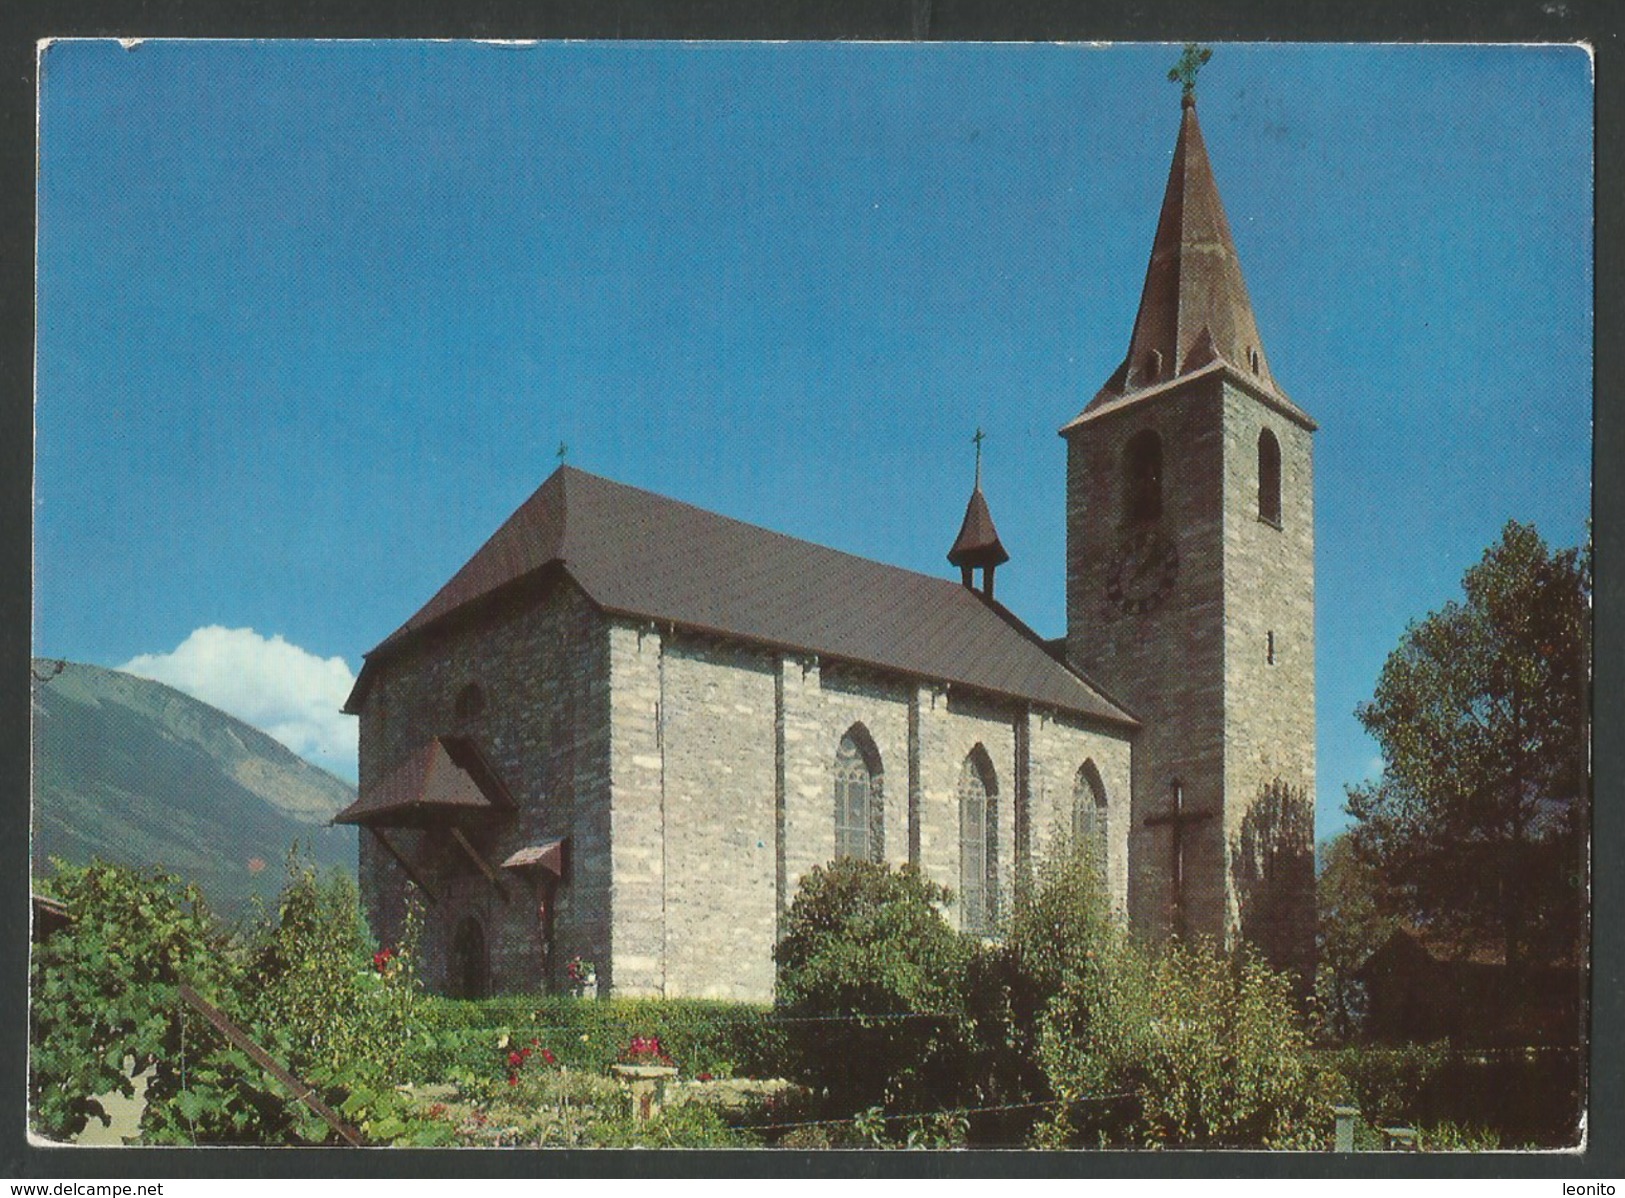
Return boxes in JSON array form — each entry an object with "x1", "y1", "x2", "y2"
[
  {"x1": 1070, "y1": 59, "x2": 1313, "y2": 430},
  {"x1": 948, "y1": 428, "x2": 1009, "y2": 597}
]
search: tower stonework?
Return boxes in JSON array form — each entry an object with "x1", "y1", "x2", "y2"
[{"x1": 1063, "y1": 93, "x2": 1317, "y2": 981}]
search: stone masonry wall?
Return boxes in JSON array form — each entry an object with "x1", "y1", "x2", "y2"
[
  {"x1": 1066, "y1": 379, "x2": 1230, "y2": 945},
  {"x1": 355, "y1": 577, "x2": 610, "y2": 997},
  {"x1": 659, "y1": 634, "x2": 780, "y2": 1000},
  {"x1": 607, "y1": 619, "x2": 1135, "y2": 998},
  {"x1": 1220, "y1": 382, "x2": 1317, "y2": 978},
  {"x1": 1026, "y1": 707, "x2": 1133, "y2": 916}
]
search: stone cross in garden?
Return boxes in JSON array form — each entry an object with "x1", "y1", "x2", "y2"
[{"x1": 1144, "y1": 777, "x2": 1215, "y2": 936}]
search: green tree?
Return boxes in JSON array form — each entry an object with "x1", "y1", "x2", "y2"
[
  {"x1": 773, "y1": 859, "x2": 972, "y2": 1122},
  {"x1": 1346, "y1": 521, "x2": 1589, "y2": 974},
  {"x1": 959, "y1": 836, "x2": 1121, "y2": 1129},
  {"x1": 1314, "y1": 832, "x2": 1396, "y2": 1041}
]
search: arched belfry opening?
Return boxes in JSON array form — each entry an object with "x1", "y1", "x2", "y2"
[
  {"x1": 1257, "y1": 428, "x2": 1282, "y2": 526},
  {"x1": 947, "y1": 428, "x2": 1010, "y2": 598},
  {"x1": 1123, "y1": 429, "x2": 1163, "y2": 524}
]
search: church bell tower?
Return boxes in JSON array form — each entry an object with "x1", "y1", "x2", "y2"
[{"x1": 1062, "y1": 67, "x2": 1317, "y2": 980}]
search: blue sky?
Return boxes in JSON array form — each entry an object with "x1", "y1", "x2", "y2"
[{"x1": 34, "y1": 41, "x2": 1592, "y2": 837}]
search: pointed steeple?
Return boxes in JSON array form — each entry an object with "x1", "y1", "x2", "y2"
[
  {"x1": 1073, "y1": 90, "x2": 1313, "y2": 429},
  {"x1": 948, "y1": 428, "x2": 1009, "y2": 597}
]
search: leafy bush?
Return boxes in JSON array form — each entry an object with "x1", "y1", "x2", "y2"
[
  {"x1": 243, "y1": 860, "x2": 421, "y2": 1079},
  {"x1": 1420, "y1": 1120, "x2": 1503, "y2": 1152},
  {"x1": 136, "y1": 856, "x2": 437, "y2": 1145},
  {"x1": 773, "y1": 860, "x2": 972, "y2": 1122},
  {"x1": 957, "y1": 841, "x2": 1120, "y2": 1137},
  {"x1": 29, "y1": 860, "x2": 238, "y2": 1141},
  {"x1": 1036, "y1": 939, "x2": 1338, "y2": 1149},
  {"x1": 1319, "y1": 1041, "x2": 1447, "y2": 1128}
]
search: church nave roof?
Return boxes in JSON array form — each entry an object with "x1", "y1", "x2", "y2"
[{"x1": 347, "y1": 466, "x2": 1135, "y2": 728}]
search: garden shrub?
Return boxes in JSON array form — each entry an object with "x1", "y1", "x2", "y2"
[
  {"x1": 392, "y1": 995, "x2": 779, "y2": 1087},
  {"x1": 773, "y1": 859, "x2": 973, "y2": 1123},
  {"x1": 1319, "y1": 1041, "x2": 1447, "y2": 1128},
  {"x1": 1006, "y1": 835, "x2": 1118, "y2": 1000},
  {"x1": 1036, "y1": 938, "x2": 1338, "y2": 1149},
  {"x1": 137, "y1": 855, "x2": 436, "y2": 1145},
  {"x1": 29, "y1": 860, "x2": 239, "y2": 1141},
  {"x1": 245, "y1": 858, "x2": 422, "y2": 1077},
  {"x1": 949, "y1": 842, "x2": 1121, "y2": 1142}
]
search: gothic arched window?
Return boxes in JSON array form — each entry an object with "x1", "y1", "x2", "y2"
[
  {"x1": 1073, "y1": 760, "x2": 1109, "y2": 869},
  {"x1": 958, "y1": 746, "x2": 999, "y2": 934},
  {"x1": 1123, "y1": 429, "x2": 1163, "y2": 524},
  {"x1": 833, "y1": 726, "x2": 883, "y2": 862},
  {"x1": 1258, "y1": 428, "x2": 1282, "y2": 526}
]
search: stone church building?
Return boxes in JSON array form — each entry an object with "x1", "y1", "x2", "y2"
[{"x1": 338, "y1": 91, "x2": 1318, "y2": 1002}]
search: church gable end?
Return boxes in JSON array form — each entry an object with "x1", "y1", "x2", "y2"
[{"x1": 353, "y1": 573, "x2": 612, "y2": 998}]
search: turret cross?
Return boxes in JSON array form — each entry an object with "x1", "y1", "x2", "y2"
[
  {"x1": 1168, "y1": 43, "x2": 1213, "y2": 98},
  {"x1": 972, "y1": 427, "x2": 986, "y2": 487},
  {"x1": 1143, "y1": 777, "x2": 1215, "y2": 936}
]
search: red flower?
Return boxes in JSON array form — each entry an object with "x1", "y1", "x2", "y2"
[
  {"x1": 372, "y1": 946, "x2": 396, "y2": 973},
  {"x1": 508, "y1": 1050, "x2": 524, "y2": 1068},
  {"x1": 697, "y1": 1072, "x2": 713, "y2": 1082},
  {"x1": 541, "y1": 1049, "x2": 557, "y2": 1065},
  {"x1": 508, "y1": 1074, "x2": 519, "y2": 1086}
]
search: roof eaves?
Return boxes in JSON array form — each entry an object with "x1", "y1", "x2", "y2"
[
  {"x1": 1060, "y1": 361, "x2": 1314, "y2": 436},
  {"x1": 343, "y1": 561, "x2": 580, "y2": 713},
  {"x1": 594, "y1": 601, "x2": 1138, "y2": 727}
]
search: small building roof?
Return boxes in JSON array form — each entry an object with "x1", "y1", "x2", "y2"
[
  {"x1": 32, "y1": 893, "x2": 73, "y2": 943},
  {"x1": 333, "y1": 735, "x2": 514, "y2": 827},
  {"x1": 346, "y1": 467, "x2": 1135, "y2": 728},
  {"x1": 1062, "y1": 95, "x2": 1315, "y2": 434},
  {"x1": 501, "y1": 838, "x2": 567, "y2": 877}
]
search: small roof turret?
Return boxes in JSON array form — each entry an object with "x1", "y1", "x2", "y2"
[
  {"x1": 947, "y1": 486, "x2": 1009, "y2": 571},
  {"x1": 948, "y1": 429, "x2": 1009, "y2": 597}
]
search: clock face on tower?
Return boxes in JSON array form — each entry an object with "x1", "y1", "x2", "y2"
[{"x1": 1106, "y1": 528, "x2": 1180, "y2": 615}]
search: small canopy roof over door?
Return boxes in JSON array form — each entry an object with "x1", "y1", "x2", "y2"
[
  {"x1": 334, "y1": 735, "x2": 514, "y2": 829},
  {"x1": 501, "y1": 838, "x2": 568, "y2": 879}
]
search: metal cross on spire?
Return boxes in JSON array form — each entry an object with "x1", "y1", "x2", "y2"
[
  {"x1": 972, "y1": 427, "x2": 986, "y2": 489},
  {"x1": 1168, "y1": 43, "x2": 1213, "y2": 99},
  {"x1": 557, "y1": 441, "x2": 569, "y2": 466}
]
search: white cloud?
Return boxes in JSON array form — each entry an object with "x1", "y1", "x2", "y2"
[
  {"x1": 119, "y1": 626, "x2": 358, "y2": 779},
  {"x1": 1365, "y1": 756, "x2": 1385, "y2": 780}
]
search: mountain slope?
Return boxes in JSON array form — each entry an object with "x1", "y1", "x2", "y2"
[{"x1": 31, "y1": 660, "x2": 358, "y2": 918}]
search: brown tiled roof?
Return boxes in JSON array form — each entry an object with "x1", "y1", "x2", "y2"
[
  {"x1": 349, "y1": 467, "x2": 1135, "y2": 727},
  {"x1": 333, "y1": 735, "x2": 513, "y2": 827},
  {"x1": 1064, "y1": 95, "x2": 1314, "y2": 433}
]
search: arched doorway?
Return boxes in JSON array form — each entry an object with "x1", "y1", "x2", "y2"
[{"x1": 452, "y1": 914, "x2": 489, "y2": 999}]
